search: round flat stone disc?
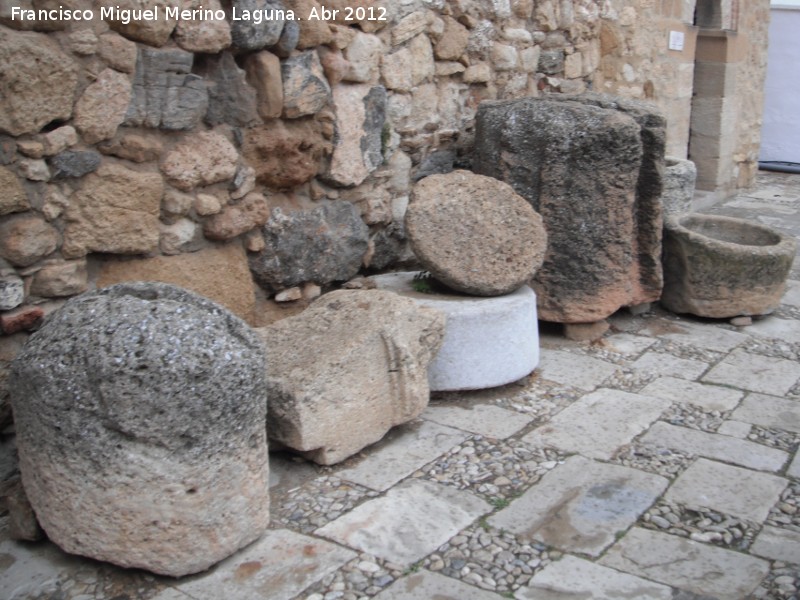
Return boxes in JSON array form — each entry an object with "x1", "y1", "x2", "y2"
[{"x1": 405, "y1": 170, "x2": 547, "y2": 296}]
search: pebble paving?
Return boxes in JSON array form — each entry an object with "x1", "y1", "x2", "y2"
[{"x1": 2, "y1": 171, "x2": 800, "y2": 599}]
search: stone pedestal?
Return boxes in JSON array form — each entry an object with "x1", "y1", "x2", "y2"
[
  {"x1": 370, "y1": 272, "x2": 539, "y2": 391},
  {"x1": 662, "y1": 157, "x2": 697, "y2": 215}
]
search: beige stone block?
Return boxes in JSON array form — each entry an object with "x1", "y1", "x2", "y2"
[
  {"x1": 564, "y1": 52, "x2": 582, "y2": 79},
  {"x1": 96, "y1": 243, "x2": 257, "y2": 323},
  {"x1": 343, "y1": 31, "x2": 383, "y2": 83},
  {"x1": 409, "y1": 34, "x2": 435, "y2": 86},
  {"x1": 392, "y1": 11, "x2": 429, "y2": 45},
  {"x1": 63, "y1": 163, "x2": 162, "y2": 258},
  {"x1": 74, "y1": 69, "x2": 132, "y2": 145},
  {"x1": 491, "y1": 43, "x2": 518, "y2": 71},
  {"x1": 382, "y1": 47, "x2": 413, "y2": 91},
  {"x1": 245, "y1": 51, "x2": 284, "y2": 120},
  {"x1": 29, "y1": 260, "x2": 88, "y2": 298}
]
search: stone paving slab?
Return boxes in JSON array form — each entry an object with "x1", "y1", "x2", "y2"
[
  {"x1": 640, "y1": 421, "x2": 788, "y2": 472},
  {"x1": 731, "y1": 393, "x2": 800, "y2": 433},
  {"x1": 522, "y1": 389, "x2": 671, "y2": 459},
  {"x1": 421, "y1": 403, "x2": 533, "y2": 439},
  {"x1": 599, "y1": 527, "x2": 770, "y2": 599},
  {"x1": 703, "y1": 349, "x2": 800, "y2": 396},
  {"x1": 716, "y1": 420, "x2": 753, "y2": 438},
  {"x1": 783, "y1": 279, "x2": 800, "y2": 307},
  {"x1": 316, "y1": 479, "x2": 490, "y2": 565},
  {"x1": 520, "y1": 554, "x2": 673, "y2": 600},
  {"x1": 640, "y1": 376, "x2": 743, "y2": 412},
  {"x1": 336, "y1": 420, "x2": 468, "y2": 491},
  {"x1": 789, "y1": 453, "x2": 800, "y2": 479},
  {"x1": 665, "y1": 458, "x2": 787, "y2": 522},
  {"x1": 156, "y1": 529, "x2": 356, "y2": 600},
  {"x1": 0, "y1": 535, "x2": 103, "y2": 600},
  {"x1": 751, "y1": 525, "x2": 800, "y2": 564},
  {"x1": 644, "y1": 319, "x2": 749, "y2": 353},
  {"x1": 746, "y1": 316, "x2": 800, "y2": 344},
  {"x1": 372, "y1": 571, "x2": 506, "y2": 599},
  {"x1": 600, "y1": 333, "x2": 656, "y2": 357},
  {"x1": 536, "y1": 349, "x2": 618, "y2": 391},
  {"x1": 629, "y1": 351, "x2": 709, "y2": 380},
  {"x1": 489, "y1": 456, "x2": 667, "y2": 557}
]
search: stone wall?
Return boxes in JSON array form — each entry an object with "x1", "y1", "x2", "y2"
[{"x1": 0, "y1": 0, "x2": 771, "y2": 419}]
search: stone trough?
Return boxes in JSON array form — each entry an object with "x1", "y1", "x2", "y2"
[
  {"x1": 661, "y1": 213, "x2": 797, "y2": 318},
  {"x1": 370, "y1": 272, "x2": 540, "y2": 392}
]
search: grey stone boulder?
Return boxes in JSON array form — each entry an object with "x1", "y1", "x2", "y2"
[
  {"x1": 406, "y1": 170, "x2": 547, "y2": 296},
  {"x1": 249, "y1": 202, "x2": 369, "y2": 293},
  {"x1": 230, "y1": 0, "x2": 287, "y2": 51},
  {"x1": 257, "y1": 289, "x2": 445, "y2": 465},
  {"x1": 48, "y1": 150, "x2": 101, "y2": 180},
  {"x1": 662, "y1": 213, "x2": 797, "y2": 318},
  {"x1": 473, "y1": 93, "x2": 666, "y2": 322},
  {"x1": 9, "y1": 283, "x2": 270, "y2": 577},
  {"x1": 125, "y1": 47, "x2": 208, "y2": 131}
]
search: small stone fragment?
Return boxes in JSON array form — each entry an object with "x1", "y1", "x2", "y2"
[{"x1": 1, "y1": 306, "x2": 45, "y2": 334}]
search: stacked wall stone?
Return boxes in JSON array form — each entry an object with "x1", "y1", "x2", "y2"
[{"x1": 0, "y1": 0, "x2": 771, "y2": 420}]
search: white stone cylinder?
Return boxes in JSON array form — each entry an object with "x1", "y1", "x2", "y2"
[{"x1": 370, "y1": 272, "x2": 540, "y2": 391}]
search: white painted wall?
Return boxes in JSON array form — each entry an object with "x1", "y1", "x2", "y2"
[{"x1": 760, "y1": 3, "x2": 800, "y2": 163}]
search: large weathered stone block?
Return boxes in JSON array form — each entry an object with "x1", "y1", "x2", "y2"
[
  {"x1": 0, "y1": 28, "x2": 78, "y2": 136},
  {"x1": 257, "y1": 289, "x2": 444, "y2": 464},
  {"x1": 249, "y1": 202, "x2": 368, "y2": 293},
  {"x1": 10, "y1": 283, "x2": 269, "y2": 577},
  {"x1": 473, "y1": 93, "x2": 666, "y2": 322}
]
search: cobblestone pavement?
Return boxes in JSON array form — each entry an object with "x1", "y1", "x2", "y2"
[{"x1": 3, "y1": 171, "x2": 800, "y2": 599}]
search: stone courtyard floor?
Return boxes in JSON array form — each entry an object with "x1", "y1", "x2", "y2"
[{"x1": 3, "y1": 170, "x2": 800, "y2": 599}]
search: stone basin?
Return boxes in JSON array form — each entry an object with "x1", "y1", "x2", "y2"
[{"x1": 661, "y1": 213, "x2": 797, "y2": 318}]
